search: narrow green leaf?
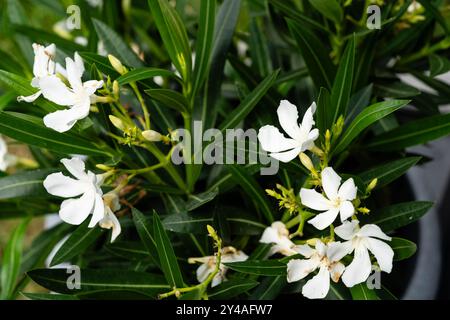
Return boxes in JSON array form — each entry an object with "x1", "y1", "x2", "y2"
[
  {"x1": 132, "y1": 208, "x2": 160, "y2": 266},
  {"x1": 192, "y1": 0, "x2": 216, "y2": 97},
  {"x1": 225, "y1": 260, "x2": 286, "y2": 276},
  {"x1": 374, "y1": 82, "x2": 421, "y2": 98},
  {"x1": 186, "y1": 188, "x2": 218, "y2": 211},
  {"x1": 288, "y1": 20, "x2": 335, "y2": 89},
  {"x1": 350, "y1": 284, "x2": 379, "y2": 300},
  {"x1": 92, "y1": 19, "x2": 143, "y2": 68},
  {"x1": 308, "y1": 0, "x2": 343, "y2": 23},
  {"x1": 153, "y1": 210, "x2": 185, "y2": 288},
  {"x1": 249, "y1": 275, "x2": 286, "y2": 300},
  {"x1": 333, "y1": 100, "x2": 409, "y2": 155},
  {"x1": 359, "y1": 157, "x2": 421, "y2": 189},
  {"x1": 368, "y1": 113, "x2": 450, "y2": 151},
  {"x1": 50, "y1": 220, "x2": 104, "y2": 267},
  {"x1": 0, "y1": 111, "x2": 112, "y2": 157},
  {"x1": 117, "y1": 68, "x2": 176, "y2": 85},
  {"x1": 144, "y1": 89, "x2": 189, "y2": 113},
  {"x1": 79, "y1": 52, "x2": 120, "y2": 78},
  {"x1": 330, "y1": 35, "x2": 355, "y2": 123},
  {"x1": 0, "y1": 169, "x2": 56, "y2": 199},
  {"x1": 0, "y1": 218, "x2": 29, "y2": 299},
  {"x1": 316, "y1": 87, "x2": 331, "y2": 133},
  {"x1": 105, "y1": 241, "x2": 150, "y2": 261},
  {"x1": 345, "y1": 84, "x2": 373, "y2": 126},
  {"x1": 429, "y1": 54, "x2": 450, "y2": 78},
  {"x1": 391, "y1": 237, "x2": 417, "y2": 261},
  {"x1": 226, "y1": 166, "x2": 274, "y2": 223},
  {"x1": 22, "y1": 292, "x2": 79, "y2": 300},
  {"x1": 361, "y1": 201, "x2": 433, "y2": 232},
  {"x1": 209, "y1": 279, "x2": 259, "y2": 299}
]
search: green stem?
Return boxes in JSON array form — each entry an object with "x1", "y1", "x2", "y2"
[{"x1": 131, "y1": 82, "x2": 150, "y2": 130}]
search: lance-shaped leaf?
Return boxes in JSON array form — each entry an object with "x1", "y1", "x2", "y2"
[
  {"x1": 132, "y1": 208, "x2": 160, "y2": 266},
  {"x1": 0, "y1": 169, "x2": 57, "y2": 200},
  {"x1": 391, "y1": 237, "x2": 417, "y2": 261},
  {"x1": 308, "y1": 0, "x2": 343, "y2": 24},
  {"x1": 350, "y1": 284, "x2": 379, "y2": 300},
  {"x1": 249, "y1": 275, "x2": 287, "y2": 300},
  {"x1": 186, "y1": 188, "x2": 218, "y2": 211},
  {"x1": 429, "y1": 54, "x2": 450, "y2": 78},
  {"x1": 117, "y1": 68, "x2": 176, "y2": 85},
  {"x1": 225, "y1": 260, "x2": 286, "y2": 276},
  {"x1": 144, "y1": 89, "x2": 189, "y2": 113},
  {"x1": 209, "y1": 279, "x2": 259, "y2": 300}
]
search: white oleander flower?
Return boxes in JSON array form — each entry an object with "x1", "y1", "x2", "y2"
[
  {"x1": 99, "y1": 191, "x2": 122, "y2": 242},
  {"x1": 287, "y1": 240, "x2": 347, "y2": 299},
  {"x1": 0, "y1": 136, "x2": 17, "y2": 171},
  {"x1": 300, "y1": 167, "x2": 357, "y2": 230},
  {"x1": 334, "y1": 220, "x2": 394, "y2": 288},
  {"x1": 43, "y1": 157, "x2": 105, "y2": 227},
  {"x1": 39, "y1": 52, "x2": 103, "y2": 132},
  {"x1": 17, "y1": 43, "x2": 57, "y2": 103},
  {"x1": 191, "y1": 246, "x2": 248, "y2": 287},
  {"x1": 259, "y1": 221, "x2": 297, "y2": 256},
  {"x1": 258, "y1": 100, "x2": 319, "y2": 163}
]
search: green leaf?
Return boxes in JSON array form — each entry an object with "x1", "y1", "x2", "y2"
[
  {"x1": 226, "y1": 166, "x2": 274, "y2": 223},
  {"x1": 191, "y1": 0, "x2": 216, "y2": 97},
  {"x1": 0, "y1": 111, "x2": 112, "y2": 157},
  {"x1": 105, "y1": 241, "x2": 150, "y2": 261},
  {"x1": 186, "y1": 188, "x2": 218, "y2": 211},
  {"x1": 308, "y1": 0, "x2": 343, "y2": 24},
  {"x1": 117, "y1": 68, "x2": 176, "y2": 85},
  {"x1": 79, "y1": 52, "x2": 120, "y2": 78},
  {"x1": 0, "y1": 49, "x2": 25, "y2": 74},
  {"x1": 418, "y1": 0, "x2": 449, "y2": 35},
  {"x1": 359, "y1": 157, "x2": 421, "y2": 189},
  {"x1": 0, "y1": 169, "x2": 56, "y2": 200},
  {"x1": 27, "y1": 268, "x2": 169, "y2": 298},
  {"x1": 368, "y1": 113, "x2": 450, "y2": 151},
  {"x1": 333, "y1": 100, "x2": 409, "y2": 155},
  {"x1": 148, "y1": 0, "x2": 192, "y2": 81},
  {"x1": 209, "y1": 279, "x2": 259, "y2": 299},
  {"x1": 144, "y1": 89, "x2": 189, "y2": 113},
  {"x1": 22, "y1": 292, "x2": 79, "y2": 300},
  {"x1": 0, "y1": 218, "x2": 29, "y2": 299},
  {"x1": 362, "y1": 201, "x2": 433, "y2": 232},
  {"x1": 350, "y1": 284, "x2": 379, "y2": 300},
  {"x1": 316, "y1": 87, "x2": 331, "y2": 133},
  {"x1": 249, "y1": 275, "x2": 286, "y2": 300},
  {"x1": 50, "y1": 220, "x2": 104, "y2": 267},
  {"x1": 288, "y1": 20, "x2": 335, "y2": 89},
  {"x1": 374, "y1": 82, "x2": 421, "y2": 98},
  {"x1": 391, "y1": 237, "x2": 417, "y2": 261},
  {"x1": 269, "y1": 0, "x2": 327, "y2": 32},
  {"x1": 345, "y1": 84, "x2": 373, "y2": 126},
  {"x1": 132, "y1": 208, "x2": 160, "y2": 266},
  {"x1": 225, "y1": 260, "x2": 286, "y2": 276},
  {"x1": 330, "y1": 35, "x2": 355, "y2": 123},
  {"x1": 219, "y1": 70, "x2": 279, "y2": 132},
  {"x1": 92, "y1": 19, "x2": 143, "y2": 68},
  {"x1": 153, "y1": 210, "x2": 185, "y2": 288},
  {"x1": 429, "y1": 54, "x2": 450, "y2": 78}
]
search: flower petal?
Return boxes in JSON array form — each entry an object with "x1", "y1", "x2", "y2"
[
  {"x1": 300, "y1": 188, "x2": 331, "y2": 211},
  {"x1": 329, "y1": 262, "x2": 345, "y2": 283},
  {"x1": 321, "y1": 167, "x2": 341, "y2": 200},
  {"x1": 39, "y1": 75, "x2": 76, "y2": 106},
  {"x1": 43, "y1": 172, "x2": 85, "y2": 198},
  {"x1": 307, "y1": 208, "x2": 339, "y2": 230},
  {"x1": 293, "y1": 244, "x2": 315, "y2": 258},
  {"x1": 99, "y1": 206, "x2": 122, "y2": 242},
  {"x1": 338, "y1": 178, "x2": 357, "y2": 201},
  {"x1": 43, "y1": 103, "x2": 90, "y2": 133},
  {"x1": 302, "y1": 265, "x2": 330, "y2": 299},
  {"x1": 358, "y1": 224, "x2": 391, "y2": 241},
  {"x1": 83, "y1": 80, "x2": 103, "y2": 96},
  {"x1": 366, "y1": 238, "x2": 393, "y2": 273},
  {"x1": 300, "y1": 102, "x2": 317, "y2": 134},
  {"x1": 287, "y1": 258, "x2": 320, "y2": 283},
  {"x1": 60, "y1": 157, "x2": 87, "y2": 180},
  {"x1": 258, "y1": 125, "x2": 299, "y2": 153},
  {"x1": 269, "y1": 147, "x2": 302, "y2": 163},
  {"x1": 327, "y1": 241, "x2": 352, "y2": 262},
  {"x1": 66, "y1": 55, "x2": 83, "y2": 90},
  {"x1": 88, "y1": 192, "x2": 105, "y2": 228},
  {"x1": 196, "y1": 263, "x2": 213, "y2": 283},
  {"x1": 277, "y1": 100, "x2": 301, "y2": 139},
  {"x1": 17, "y1": 91, "x2": 42, "y2": 103},
  {"x1": 334, "y1": 219, "x2": 359, "y2": 241},
  {"x1": 342, "y1": 245, "x2": 372, "y2": 287},
  {"x1": 59, "y1": 191, "x2": 95, "y2": 225},
  {"x1": 339, "y1": 200, "x2": 355, "y2": 221}
]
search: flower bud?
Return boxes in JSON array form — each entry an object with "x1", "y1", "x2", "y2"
[
  {"x1": 109, "y1": 115, "x2": 126, "y2": 132},
  {"x1": 96, "y1": 164, "x2": 112, "y2": 171},
  {"x1": 112, "y1": 80, "x2": 120, "y2": 98},
  {"x1": 367, "y1": 178, "x2": 378, "y2": 193},
  {"x1": 108, "y1": 54, "x2": 127, "y2": 75},
  {"x1": 299, "y1": 153, "x2": 315, "y2": 172},
  {"x1": 142, "y1": 130, "x2": 163, "y2": 142}
]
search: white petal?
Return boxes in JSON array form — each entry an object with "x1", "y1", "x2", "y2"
[
  {"x1": 293, "y1": 244, "x2": 315, "y2": 258},
  {"x1": 60, "y1": 157, "x2": 87, "y2": 180},
  {"x1": 329, "y1": 262, "x2": 345, "y2": 283},
  {"x1": 327, "y1": 241, "x2": 352, "y2": 262},
  {"x1": 259, "y1": 226, "x2": 281, "y2": 244},
  {"x1": 258, "y1": 125, "x2": 299, "y2": 153},
  {"x1": 334, "y1": 219, "x2": 359, "y2": 241},
  {"x1": 59, "y1": 191, "x2": 95, "y2": 225},
  {"x1": 366, "y1": 238, "x2": 393, "y2": 273},
  {"x1": 269, "y1": 147, "x2": 302, "y2": 163},
  {"x1": 339, "y1": 200, "x2": 355, "y2": 221},
  {"x1": 300, "y1": 188, "x2": 331, "y2": 211},
  {"x1": 43, "y1": 103, "x2": 90, "y2": 133},
  {"x1": 211, "y1": 272, "x2": 224, "y2": 287},
  {"x1": 39, "y1": 76, "x2": 76, "y2": 106},
  {"x1": 99, "y1": 206, "x2": 122, "y2": 242},
  {"x1": 307, "y1": 208, "x2": 339, "y2": 230},
  {"x1": 83, "y1": 80, "x2": 103, "y2": 96},
  {"x1": 338, "y1": 178, "x2": 357, "y2": 201},
  {"x1": 315, "y1": 240, "x2": 327, "y2": 256},
  {"x1": 17, "y1": 91, "x2": 42, "y2": 103},
  {"x1": 358, "y1": 224, "x2": 391, "y2": 241},
  {"x1": 302, "y1": 265, "x2": 330, "y2": 299},
  {"x1": 321, "y1": 167, "x2": 341, "y2": 200},
  {"x1": 66, "y1": 56, "x2": 83, "y2": 90},
  {"x1": 300, "y1": 102, "x2": 317, "y2": 134},
  {"x1": 287, "y1": 258, "x2": 320, "y2": 283},
  {"x1": 88, "y1": 193, "x2": 105, "y2": 228},
  {"x1": 74, "y1": 52, "x2": 85, "y2": 76},
  {"x1": 342, "y1": 245, "x2": 372, "y2": 287},
  {"x1": 43, "y1": 172, "x2": 85, "y2": 198},
  {"x1": 277, "y1": 100, "x2": 301, "y2": 139},
  {"x1": 196, "y1": 263, "x2": 212, "y2": 283}
]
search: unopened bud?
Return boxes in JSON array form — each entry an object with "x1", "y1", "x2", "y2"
[
  {"x1": 108, "y1": 54, "x2": 127, "y2": 75},
  {"x1": 113, "y1": 80, "x2": 120, "y2": 98},
  {"x1": 299, "y1": 153, "x2": 315, "y2": 172},
  {"x1": 142, "y1": 130, "x2": 163, "y2": 142},
  {"x1": 109, "y1": 115, "x2": 126, "y2": 131},
  {"x1": 207, "y1": 225, "x2": 217, "y2": 238},
  {"x1": 96, "y1": 164, "x2": 112, "y2": 171},
  {"x1": 306, "y1": 238, "x2": 318, "y2": 246},
  {"x1": 367, "y1": 178, "x2": 378, "y2": 193}
]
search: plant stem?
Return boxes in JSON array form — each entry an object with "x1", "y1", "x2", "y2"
[{"x1": 131, "y1": 82, "x2": 150, "y2": 130}]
